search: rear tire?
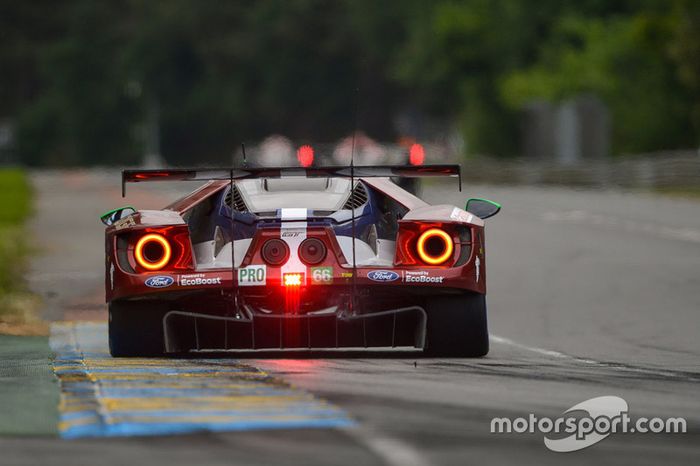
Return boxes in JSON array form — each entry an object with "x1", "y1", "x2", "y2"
[
  {"x1": 109, "y1": 301, "x2": 168, "y2": 357},
  {"x1": 425, "y1": 293, "x2": 489, "y2": 357}
]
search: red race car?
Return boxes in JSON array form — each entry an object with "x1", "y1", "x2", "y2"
[{"x1": 101, "y1": 166, "x2": 500, "y2": 357}]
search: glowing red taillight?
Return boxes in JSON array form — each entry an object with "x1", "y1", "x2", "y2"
[
  {"x1": 416, "y1": 228, "x2": 453, "y2": 265},
  {"x1": 125, "y1": 226, "x2": 194, "y2": 273},
  {"x1": 134, "y1": 233, "x2": 172, "y2": 270},
  {"x1": 394, "y1": 223, "x2": 459, "y2": 267}
]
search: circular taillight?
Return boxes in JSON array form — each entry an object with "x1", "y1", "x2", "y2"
[
  {"x1": 262, "y1": 239, "x2": 290, "y2": 266},
  {"x1": 416, "y1": 228, "x2": 453, "y2": 265},
  {"x1": 298, "y1": 238, "x2": 326, "y2": 265},
  {"x1": 135, "y1": 233, "x2": 172, "y2": 270}
]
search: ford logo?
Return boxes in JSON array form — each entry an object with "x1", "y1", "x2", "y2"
[
  {"x1": 145, "y1": 276, "x2": 174, "y2": 288},
  {"x1": 367, "y1": 270, "x2": 399, "y2": 282}
]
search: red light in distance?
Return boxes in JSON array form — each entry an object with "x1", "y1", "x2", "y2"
[
  {"x1": 409, "y1": 143, "x2": 425, "y2": 166},
  {"x1": 297, "y1": 145, "x2": 314, "y2": 167}
]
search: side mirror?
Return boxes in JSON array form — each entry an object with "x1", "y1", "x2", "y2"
[
  {"x1": 100, "y1": 206, "x2": 136, "y2": 226},
  {"x1": 466, "y1": 198, "x2": 501, "y2": 220}
]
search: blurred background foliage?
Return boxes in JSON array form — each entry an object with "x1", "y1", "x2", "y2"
[
  {"x1": 1, "y1": 0, "x2": 699, "y2": 166},
  {"x1": 0, "y1": 169, "x2": 31, "y2": 294}
]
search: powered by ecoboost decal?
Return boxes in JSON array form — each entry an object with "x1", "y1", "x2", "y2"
[
  {"x1": 238, "y1": 265, "x2": 266, "y2": 286},
  {"x1": 178, "y1": 273, "x2": 222, "y2": 287},
  {"x1": 404, "y1": 271, "x2": 445, "y2": 284}
]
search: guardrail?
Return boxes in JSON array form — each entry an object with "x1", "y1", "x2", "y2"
[{"x1": 459, "y1": 151, "x2": 700, "y2": 189}]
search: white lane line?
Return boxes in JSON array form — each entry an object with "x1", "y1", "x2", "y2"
[
  {"x1": 490, "y1": 334, "x2": 700, "y2": 381},
  {"x1": 490, "y1": 334, "x2": 598, "y2": 364},
  {"x1": 342, "y1": 426, "x2": 431, "y2": 466},
  {"x1": 542, "y1": 209, "x2": 700, "y2": 243},
  {"x1": 30, "y1": 271, "x2": 97, "y2": 281}
]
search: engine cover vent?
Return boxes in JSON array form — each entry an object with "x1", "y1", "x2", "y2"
[
  {"x1": 342, "y1": 182, "x2": 368, "y2": 210},
  {"x1": 225, "y1": 185, "x2": 247, "y2": 212}
]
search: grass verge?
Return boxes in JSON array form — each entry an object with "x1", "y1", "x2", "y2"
[
  {"x1": 0, "y1": 335, "x2": 58, "y2": 435},
  {"x1": 0, "y1": 168, "x2": 46, "y2": 335}
]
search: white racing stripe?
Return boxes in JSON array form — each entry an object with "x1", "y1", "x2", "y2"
[
  {"x1": 490, "y1": 334, "x2": 699, "y2": 380},
  {"x1": 280, "y1": 208, "x2": 308, "y2": 221},
  {"x1": 280, "y1": 208, "x2": 307, "y2": 276}
]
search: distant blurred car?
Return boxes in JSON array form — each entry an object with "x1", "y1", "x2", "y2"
[
  {"x1": 101, "y1": 165, "x2": 500, "y2": 357},
  {"x1": 333, "y1": 132, "x2": 386, "y2": 166},
  {"x1": 258, "y1": 135, "x2": 294, "y2": 167}
]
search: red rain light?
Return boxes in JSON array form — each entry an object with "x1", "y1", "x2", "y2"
[
  {"x1": 283, "y1": 273, "x2": 303, "y2": 287},
  {"x1": 284, "y1": 273, "x2": 303, "y2": 314},
  {"x1": 409, "y1": 143, "x2": 425, "y2": 166},
  {"x1": 297, "y1": 145, "x2": 314, "y2": 167}
]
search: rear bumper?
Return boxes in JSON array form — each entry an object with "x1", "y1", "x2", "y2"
[
  {"x1": 108, "y1": 264, "x2": 484, "y2": 302},
  {"x1": 162, "y1": 306, "x2": 427, "y2": 353}
]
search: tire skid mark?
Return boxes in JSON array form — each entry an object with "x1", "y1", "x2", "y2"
[{"x1": 50, "y1": 322, "x2": 353, "y2": 439}]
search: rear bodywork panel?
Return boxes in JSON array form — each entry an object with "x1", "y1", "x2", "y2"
[{"x1": 106, "y1": 168, "x2": 489, "y2": 353}]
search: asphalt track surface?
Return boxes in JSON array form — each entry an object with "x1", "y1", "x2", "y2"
[{"x1": 1, "y1": 169, "x2": 699, "y2": 465}]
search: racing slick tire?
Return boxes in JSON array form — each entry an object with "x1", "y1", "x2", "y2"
[
  {"x1": 109, "y1": 301, "x2": 168, "y2": 357},
  {"x1": 425, "y1": 292, "x2": 489, "y2": 357}
]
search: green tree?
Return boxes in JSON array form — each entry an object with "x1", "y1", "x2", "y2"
[
  {"x1": 3, "y1": 0, "x2": 700, "y2": 165},
  {"x1": 670, "y1": 0, "x2": 700, "y2": 143},
  {"x1": 501, "y1": 7, "x2": 695, "y2": 153},
  {"x1": 14, "y1": 1, "x2": 139, "y2": 165}
]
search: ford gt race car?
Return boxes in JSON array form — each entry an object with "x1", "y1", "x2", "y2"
[{"x1": 101, "y1": 165, "x2": 500, "y2": 357}]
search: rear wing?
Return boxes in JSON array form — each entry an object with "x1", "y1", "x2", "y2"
[{"x1": 121, "y1": 165, "x2": 461, "y2": 196}]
